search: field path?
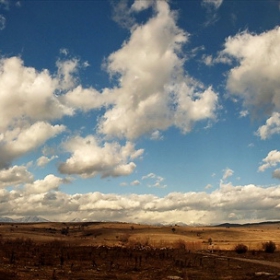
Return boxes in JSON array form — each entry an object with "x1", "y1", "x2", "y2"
[
  {"x1": 230, "y1": 256, "x2": 280, "y2": 269},
  {"x1": 204, "y1": 253, "x2": 280, "y2": 269}
]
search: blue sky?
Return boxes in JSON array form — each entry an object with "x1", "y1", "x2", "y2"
[{"x1": 1, "y1": 0, "x2": 280, "y2": 224}]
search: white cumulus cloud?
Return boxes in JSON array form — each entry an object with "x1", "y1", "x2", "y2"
[
  {"x1": 131, "y1": 0, "x2": 154, "y2": 12},
  {"x1": 130, "y1": 180, "x2": 141, "y2": 186},
  {"x1": 0, "y1": 122, "x2": 65, "y2": 168},
  {"x1": 0, "y1": 55, "x2": 98, "y2": 170},
  {"x1": 0, "y1": 165, "x2": 33, "y2": 188},
  {"x1": 59, "y1": 135, "x2": 144, "y2": 178},
  {"x1": 259, "y1": 150, "x2": 280, "y2": 172},
  {"x1": 36, "y1": 155, "x2": 58, "y2": 167},
  {"x1": 24, "y1": 174, "x2": 63, "y2": 194},
  {"x1": 98, "y1": 1, "x2": 219, "y2": 139},
  {"x1": 0, "y1": 57, "x2": 73, "y2": 131},
  {"x1": 257, "y1": 112, "x2": 280, "y2": 140},
  {"x1": 220, "y1": 27, "x2": 280, "y2": 135},
  {"x1": 2, "y1": 181, "x2": 280, "y2": 224},
  {"x1": 61, "y1": 86, "x2": 110, "y2": 112},
  {"x1": 273, "y1": 169, "x2": 280, "y2": 180}
]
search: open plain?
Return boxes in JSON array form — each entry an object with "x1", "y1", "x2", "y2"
[{"x1": 1, "y1": 221, "x2": 280, "y2": 279}]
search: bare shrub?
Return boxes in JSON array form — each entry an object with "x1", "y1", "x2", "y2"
[
  {"x1": 235, "y1": 243, "x2": 248, "y2": 254},
  {"x1": 262, "y1": 241, "x2": 276, "y2": 253}
]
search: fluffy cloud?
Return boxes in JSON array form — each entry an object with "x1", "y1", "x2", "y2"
[
  {"x1": 56, "y1": 58, "x2": 80, "y2": 91},
  {"x1": 0, "y1": 1, "x2": 219, "y2": 176},
  {"x1": 0, "y1": 122, "x2": 65, "y2": 168},
  {"x1": 0, "y1": 56, "x2": 75, "y2": 167},
  {"x1": 221, "y1": 27, "x2": 280, "y2": 124},
  {"x1": 24, "y1": 174, "x2": 63, "y2": 194},
  {"x1": 259, "y1": 150, "x2": 280, "y2": 172},
  {"x1": 61, "y1": 86, "x2": 111, "y2": 112},
  {"x1": 256, "y1": 112, "x2": 280, "y2": 140},
  {"x1": 150, "y1": 130, "x2": 163, "y2": 140},
  {"x1": 174, "y1": 85, "x2": 218, "y2": 133},
  {"x1": 272, "y1": 169, "x2": 280, "y2": 180},
  {"x1": 98, "y1": 1, "x2": 218, "y2": 139},
  {"x1": 0, "y1": 56, "x2": 95, "y2": 169},
  {"x1": 2, "y1": 181, "x2": 280, "y2": 224},
  {"x1": 131, "y1": 0, "x2": 153, "y2": 12},
  {"x1": 0, "y1": 165, "x2": 33, "y2": 188},
  {"x1": 258, "y1": 149, "x2": 280, "y2": 181},
  {"x1": 0, "y1": 57, "x2": 73, "y2": 131},
  {"x1": 111, "y1": 0, "x2": 135, "y2": 29},
  {"x1": 59, "y1": 135, "x2": 144, "y2": 178},
  {"x1": 130, "y1": 180, "x2": 140, "y2": 186},
  {"x1": 36, "y1": 155, "x2": 58, "y2": 167}
]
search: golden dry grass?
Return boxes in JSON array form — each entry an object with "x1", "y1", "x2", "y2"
[
  {"x1": 1, "y1": 221, "x2": 280, "y2": 251},
  {"x1": 2, "y1": 222, "x2": 280, "y2": 280}
]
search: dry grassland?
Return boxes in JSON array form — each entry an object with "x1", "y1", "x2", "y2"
[{"x1": 1, "y1": 221, "x2": 280, "y2": 279}]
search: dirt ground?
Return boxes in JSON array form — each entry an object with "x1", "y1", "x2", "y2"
[{"x1": 1, "y1": 222, "x2": 280, "y2": 280}]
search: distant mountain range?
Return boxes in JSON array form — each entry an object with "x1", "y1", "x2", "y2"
[
  {"x1": 0, "y1": 216, "x2": 50, "y2": 223},
  {"x1": 215, "y1": 221, "x2": 280, "y2": 227},
  {"x1": 0, "y1": 216, "x2": 279, "y2": 226}
]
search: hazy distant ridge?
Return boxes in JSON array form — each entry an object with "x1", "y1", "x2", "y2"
[
  {"x1": 0, "y1": 216, "x2": 49, "y2": 223},
  {"x1": 216, "y1": 221, "x2": 280, "y2": 227}
]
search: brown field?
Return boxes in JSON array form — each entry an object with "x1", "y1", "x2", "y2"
[{"x1": 1, "y1": 221, "x2": 280, "y2": 279}]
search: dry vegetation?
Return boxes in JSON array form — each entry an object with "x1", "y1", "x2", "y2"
[{"x1": 1, "y1": 222, "x2": 280, "y2": 279}]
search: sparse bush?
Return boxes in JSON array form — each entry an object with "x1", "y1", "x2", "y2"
[
  {"x1": 61, "y1": 227, "x2": 69, "y2": 235},
  {"x1": 263, "y1": 241, "x2": 276, "y2": 253},
  {"x1": 234, "y1": 243, "x2": 248, "y2": 254}
]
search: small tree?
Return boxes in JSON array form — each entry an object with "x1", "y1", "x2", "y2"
[
  {"x1": 263, "y1": 241, "x2": 276, "y2": 253},
  {"x1": 61, "y1": 227, "x2": 69, "y2": 236},
  {"x1": 234, "y1": 243, "x2": 248, "y2": 254}
]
